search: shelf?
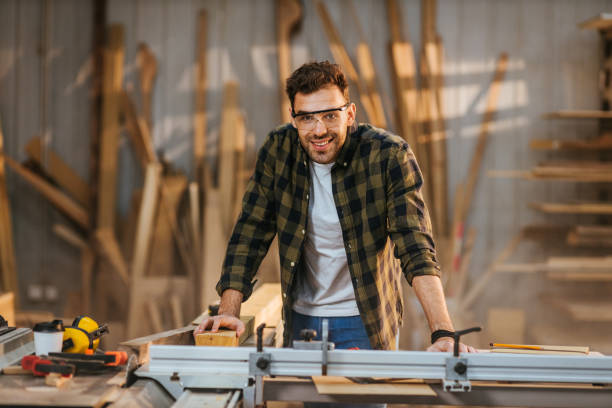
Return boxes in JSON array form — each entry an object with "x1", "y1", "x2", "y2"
[
  {"x1": 578, "y1": 13, "x2": 612, "y2": 31},
  {"x1": 542, "y1": 110, "x2": 612, "y2": 119},
  {"x1": 529, "y1": 201, "x2": 612, "y2": 215},
  {"x1": 529, "y1": 135, "x2": 612, "y2": 150}
]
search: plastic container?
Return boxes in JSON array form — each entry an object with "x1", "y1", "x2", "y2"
[{"x1": 33, "y1": 319, "x2": 64, "y2": 356}]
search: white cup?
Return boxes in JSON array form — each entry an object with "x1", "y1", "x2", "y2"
[
  {"x1": 33, "y1": 319, "x2": 64, "y2": 356},
  {"x1": 33, "y1": 331, "x2": 64, "y2": 356}
]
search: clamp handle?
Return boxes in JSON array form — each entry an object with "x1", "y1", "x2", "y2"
[
  {"x1": 256, "y1": 323, "x2": 266, "y2": 352},
  {"x1": 453, "y1": 327, "x2": 481, "y2": 357},
  {"x1": 300, "y1": 329, "x2": 317, "y2": 341}
]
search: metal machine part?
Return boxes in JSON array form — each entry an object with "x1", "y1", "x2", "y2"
[{"x1": 0, "y1": 327, "x2": 34, "y2": 369}]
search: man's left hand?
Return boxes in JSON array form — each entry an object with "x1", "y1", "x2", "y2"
[{"x1": 426, "y1": 337, "x2": 477, "y2": 353}]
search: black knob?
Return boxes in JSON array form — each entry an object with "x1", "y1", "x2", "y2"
[
  {"x1": 300, "y1": 329, "x2": 317, "y2": 341},
  {"x1": 454, "y1": 361, "x2": 467, "y2": 375},
  {"x1": 256, "y1": 357, "x2": 269, "y2": 370}
]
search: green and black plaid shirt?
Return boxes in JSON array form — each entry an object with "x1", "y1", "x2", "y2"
[{"x1": 216, "y1": 123, "x2": 440, "y2": 350}]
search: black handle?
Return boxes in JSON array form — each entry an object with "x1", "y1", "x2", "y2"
[
  {"x1": 453, "y1": 327, "x2": 481, "y2": 357},
  {"x1": 256, "y1": 323, "x2": 266, "y2": 352}
]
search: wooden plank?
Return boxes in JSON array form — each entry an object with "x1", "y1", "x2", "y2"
[
  {"x1": 276, "y1": 0, "x2": 303, "y2": 124},
  {"x1": 121, "y1": 90, "x2": 156, "y2": 169},
  {"x1": 149, "y1": 175, "x2": 187, "y2": 276},
  {"x1": 136, "y1": 43, "x2": 157, "y2": 130},
  {"x1": 97, "y1": 23, "x2": 124, "y2": 231},
  {"x1": 131, "y1": 163, "x2": 162, "y2": 280},
  {"x1": 53, "y1": 223, "x2": 88, "y2": 250},
  {"x1": 121, "y1": 324, "x2": 195, "y2": 365},
  {"x1": 315, "y1": 1, "x2": 376, "y2": 124},
  {"x1": 0, "y1": 117, "x2": 18, "y2": 300},
  {"x1": 240, "y1": 283, "x2": 282, "y2": 328},
  {"x1": 194, "y1": 10, "x2": 208, "y2": 183},
  {"x1": 450, "y1": 53, "x2": 508, "y2": 273},
  {"x1": 94, "y1": 228, "x2": 129, "y2": 284},
  {"x1": 24, "y1": 137, "x2": 91, "y2": 208},
  {"x1": 547, "y1": 256, "x2": 612, "y2": 269},
  {"x1": 542, "y1": 110, "x2": 612, "y2": 119},
  {"x1": 0, "y1": 292, "x2": 15, "y2": 326},
  {"x1": 529, "y1": 201, "x2": 612, "y2": 215},
  {"x1": 312, "y1": 376, "x2": 435, "y2": 396},
  {"x1": 195, "y1": 330, "x2": 239, "y2": 347},
  {"x1": 188, "y1": 182, "x2": 201, "y2": 270},
  {"x1": 529, "y1": 134, "x2": 612, "y2": 150},
  {"x1": 547, "y1": 271, "x2": 612, "y2": 282},
  {"x1": 170, "y1": 294, "x2": 184, "y2": 328},
  {"x1": 4, "y1": 156, "x2": 90, "y2": 229},
  {"x1": 146, "y1": 299, "x2": 164, "y2": 333},
  {"x1": 200, "y1": 185, "x2": 224, "y2": 312}
]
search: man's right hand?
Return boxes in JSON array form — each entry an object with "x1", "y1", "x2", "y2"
[{"x1": 193, "y1": 315, "x2": 245, "y2": 337}]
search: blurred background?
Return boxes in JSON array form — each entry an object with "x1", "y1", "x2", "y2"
[{"x1": 0, "y1": 0, "x2": 611, "y2": 353}]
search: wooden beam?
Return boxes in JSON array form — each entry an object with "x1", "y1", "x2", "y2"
[
  {"x1": 188, "y1": 182, "x2": 201, "y2": 270},
  {"x1": 24, "y1": 137, "x2": 91, "y2": 208},
  {"x1": 276, "y1": 0, "x2": 303, "y2": 124},
  {"x1": 121, "y1": 90, "x2": 156, "y2": 169},
  {"x1": 136, "y1": 43, "x2": 157, "y2": 130},
  {"x1": 194, "y1": 10, "x2": 208, "y2": 184},
  {"x1": 315, "y1": 0, "x2": 377, "y2": 124},
  {"x1": 53, "y1": 223, "x2": 88, "y2": 250},
  {"x1": 450, "y1": 53, "x2": 508, "y2": 273},
  {"x1": 94, "y1": 227, "x2": 129, "y2": 284},
  {"x1": 529, "y1": 201, "x2": 612, "y2": 215},
  {"x1": 195, "y1": 330, "x2": 239, "y2": 347},
  {"x1": 131, "y1": 163, "x2": 161, "y2": 280},
  {"x1": 0, "y1": 117, "x2": 18, "y2": 300},
  {"x1": 97, "y1": 23, "x2": 124, "y2": 231},
  {"x1": 4, "y1": 156, "x2": 90, "y2": 229},
  {"x1": 542, "y1": 110, "x2": 612, "y2": 119},
  {"x1": 529, "y1": 133, "x2": 612, "y2": 150},
  {"x1": 240, "y1": 283, "x2": 282, "y2": 329}
]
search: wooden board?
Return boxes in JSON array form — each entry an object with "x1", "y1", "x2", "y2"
[
  {"x1": 276, "y1": 0, "x2": 303, "y2": 124},
  {"x1": 0, "y1": 116, "x2": 18, "y2": 300},
  {"x1": 240, "y1": 283, "x2": 282, "y2": 329},
  {"x1": 542, "y1": 110, "x2": 612, "y2": 119},
  {"x1": 490, "y1": 344, "x2": 589, "y2": 354},
  {"x1": 4, "y1": 156, "x2": 90, "y2": 229},
  {"x1": 195, "y1": 330, "x2": 239, "y2": 347},
  {"x1": 97, "y1": 23, "x2": 124, "y2": 231},
  {"x1": 121, "y1": 90, "x2": 156, "y2": 169},
  {"x1": 552, "y1": 300, "x2": 612, "y2": 322},
  {"x1": 121, "y1": 324, "x2": 195, "y2": 365},
  {"x1": 529, "y1": 201, "x2": 612, "y2": 215},
  {"x1": 136, "y1": 42, "x2": 157, "y2": 130},
  {"x1": 529, "y1": 134, "x2": 612, "y2": 150},
  {"x1": 312, "y1": 376, "x2": 435, "y2": 396},
  {"x1": 0, "y1": 291, "x2": 15, "y2": 326},
  {"x1": 490, "y1": 349, "x2": 587, "y2": 356},
  {"x1": 24, "y1": 137, "x2": 91, "y2": 208},
  {"x1": 194, "y1": 10, "x2": 208, "y2": 183}
]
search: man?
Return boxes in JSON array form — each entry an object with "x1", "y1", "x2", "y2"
[{"x1": 195, "y1": 61, "x2": 475, "y2": 354}]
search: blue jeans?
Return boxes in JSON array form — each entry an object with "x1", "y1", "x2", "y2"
[{"x1": 291, "y1": 311, "x2": 386, "y2": 408}]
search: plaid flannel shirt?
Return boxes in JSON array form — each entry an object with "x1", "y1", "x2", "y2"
[{"x1": 216, "y1": 123, "x2": 441, "y2": 350}]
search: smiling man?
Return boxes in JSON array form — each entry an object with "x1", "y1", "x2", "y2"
[{"x1": 195, "y1": 61, "x2": 475, "y2": 354}]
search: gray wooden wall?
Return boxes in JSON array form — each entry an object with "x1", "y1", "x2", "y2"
[{"x1": 1, "y1": 0, "x2": 610, "y2": 346}]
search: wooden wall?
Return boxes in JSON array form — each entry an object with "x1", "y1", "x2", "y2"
[{"x1": 0, "y1": 0, "x2": 610, "y2": 348}]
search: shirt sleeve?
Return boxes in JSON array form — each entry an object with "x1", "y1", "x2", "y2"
[
  {"x1": 386, "y1": 143, "x2": 441, "y2": 285},
  {"x1": 215, "y1": 132, "x2": 278, "y2": 301}
]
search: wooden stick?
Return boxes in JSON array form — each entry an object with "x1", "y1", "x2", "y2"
[
  {"x1": 0, "y1": 117, "x2": 18, "y2": 300},
  {"x1": 131, "y1": 163, "x2": 161, "y2": 280},
  {"x1": 276, "y1": 0, "x2": 303, "y2": 124},
  {"x1": 146, "y1": 299, "x2": 164, "y2": 333},
  {"x1": 529, "y1": 201, "x2": 612, "y2": 215},
  {"x1": 97, "y1": 24, "x2": 124, "y2": 231},
  {"x1": 450, "y1": 53, "x2": 508, "y2": 273},
  {"x1": 136, "y1": 43, "x2": 157, "y2": 131},
  {"x1": 189, "y1": 182, "x2": 201, "y2": 269},
  {"x1": 53, "y1": 223, "x2": 88, "y2": 250},
  {"x1": 4, "y1": 156, "x2": 90, "y2": 229},
  {"x1": 315, "y1": 1, "x2": 377, "y2": 124},
  {"x1": 194, "y1": 10, "x2": 208, "y2": 184},
  {"x1": 170, "y1": 294, "x2": 184, "y2": 328},
  {"x1": 25, "y1": 137, "x2": 91, "y2": 208},
  {"x1": 94, "y1": 227, "x2": 129, "y2": 284},
  {"x1": 121, "y1": 90, "x2": 156, "y2": 168}
]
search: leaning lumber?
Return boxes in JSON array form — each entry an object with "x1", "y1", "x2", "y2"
[
  {"x1": 4, "y1": 156, "x2": 90, "y2": 229},
  {"x1": 194, "y1": 10, "x2": 208, "y2": 184},
  {"x1": 136, "y1": 43, "x2": 157, "y2": 130},
  {"x1": 529, "y1": 201, "x2": 612, "y2": 215},
  {"x1": 276, "y1": 0, "x2": 303, "y2": 124},
  {"x1": 25, "y1": 137, "x2": 91, "y2": 208}
]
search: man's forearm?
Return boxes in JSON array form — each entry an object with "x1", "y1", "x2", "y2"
[
  {"x1": 412, "y1": 274, "x2": 454, "y2": 333},
  {"x1": 218, "y1": 289, "x2": 244, "y2": 317}
]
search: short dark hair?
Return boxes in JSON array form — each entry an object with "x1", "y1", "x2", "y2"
[{"x1": 285, "y1": 61, "x2": 349, "y2": 111}]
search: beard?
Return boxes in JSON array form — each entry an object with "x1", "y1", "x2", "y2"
[{"x1": 301, "y1": 130, "x2": 344, "y2": 164}]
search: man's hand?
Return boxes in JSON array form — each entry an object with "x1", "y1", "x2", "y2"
[
  {"x1": 426, "y1": 337, "x2": 477, "y2": 353},
  {"x1": 194, "y1": 315, "x2": 245, "y2": 337},
  {"x1": 193, "y1": 289, "x2": 244, "y2": 339}
]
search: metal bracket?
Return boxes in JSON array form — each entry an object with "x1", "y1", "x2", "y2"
[{"x1": 444, "y1": 356, "x2": 471, "y2": 392}]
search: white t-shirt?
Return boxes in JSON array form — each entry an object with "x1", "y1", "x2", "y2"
[{"x1": 292, "y1": 161, "x2": 360, "y2": 316}]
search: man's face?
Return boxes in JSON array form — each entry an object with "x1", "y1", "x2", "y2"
[{"x1": 291, "y1": 86, "x2": 356, "y2": 164}]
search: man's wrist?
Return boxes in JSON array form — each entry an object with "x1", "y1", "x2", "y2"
[{"x1": 431, "y1": 329, "x2": 455, "y2": 344}]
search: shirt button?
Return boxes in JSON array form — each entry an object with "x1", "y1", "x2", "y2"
[
  {"x1": 306, "y1": 194, "x2": 309, "y2": 200},
  {"x1": 290, "y1": 262, "x2": 295, "y2": 267},
  {"x1": 343, "y1": 162, "x2": 347, "y2": 166},
  {"x1": 348, "y1": 244, "x2": 352, "y2": 249},
  {"x1": 283, "y1": 292, "x2": 287, "y2": 299},
  {"x1": 302, "y1": 229, "x2": 305, "y2": 235},
  {"x1": 303, "y1": 160, "x2": 307, "y2": 166}
]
